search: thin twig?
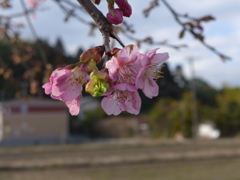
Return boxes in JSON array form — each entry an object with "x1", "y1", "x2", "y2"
[
  {"x1": 60, "y1": 0, "x2": 85, "y2": 13},
  {"x1": 76, "y1": 0, "x2": 125, "y2": 48},
  {"x1": 20, "y1": 0, "x2": 48, "y2": 65},
  {"x1": 123, "y1": 33, "x2": 187, "y2": 50},
  {"x1": 54, "y1": 0, "x2": 90, "y2": 25},
  {"x1": 161, "y1": 0, "x2": 231, "y2": 61},
  {"x1": 0, "y1": 9, "x2": 36, "y2": 19},
  {"x1": 75, "y1": 0, "x2": 126, "y2": 66}
]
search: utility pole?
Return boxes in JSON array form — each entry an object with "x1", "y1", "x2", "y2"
[{"x1": 188, "y1": 57, "x2": 198, "y2": 139}]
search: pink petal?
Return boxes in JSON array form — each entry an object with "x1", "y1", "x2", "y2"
[
  {"x1": 51, "y1": 70, "x2": 82, "y2": 102},
  {"x1": 101, "y1": 96, "x2": 122, "y2": 116},
  {"x1": 146, "y1": 48, "x2": 159, "y2": 59},
  {"x1": 142, "y1": 78, "x2": 159, "y2": 99},
  {"x1": 135, "y1": 67, "x2": 147, "y2": 89},
  {"x1": 114, "y1": 83, "x2": 137, "y2": 92},
  {"x1": 42, "y1": 82, "x2": 52, "y2": 94},
  {"x1": 150, "y1": 52, "x2": 169, "y2": 65},
  {"x1": 65, "y1": 95, "x2": 81, "y2": 116},
  {"x1": 117, "y1": 47, "x2": 131, "y2": 64},
  {"x1": 138, "y1": 54, "x2": 149, "y2": 67},
  {"x1": 129, "y1": 45, "x2": 140, "y2": 59},
  {"x1": 106, "y1": 56, "x2": 119, "y2": 82},
  {"x1": 52, "y1": 68, "x2": 67, "y2": 78},
  {"x1": 126, "y1": 91, "x2": 141, "y2": 115}
]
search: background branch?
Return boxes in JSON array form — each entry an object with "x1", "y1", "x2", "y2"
[
  {"x1": 20, "y1": 0, "x2": 48, "y2": 65},
  {"x1": 161, "y1": 0, "x2": 231, "y2": 61},
  {"x1": 75, "y1": 0, "x2": 125, "y2": 64}
]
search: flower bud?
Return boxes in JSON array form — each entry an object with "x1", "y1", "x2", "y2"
[
  {"x1": 80, "y1": 46, "x2": 104, "y2": 64},
  {"x1": 107, "y1": 8, "x2": 123, "y2": 25},
  {"x1": 91, "y1": 0, "x2": 101, "y2": 5},
  {"x1": 106, "y1": 0, "x2": 114, "y2": 5},
  {"x1": 85, "y1": 71, "x2": 110, "y2": 97},
  {"x1": 114, "y1": 0, "x2": 132, "y2": 17}
]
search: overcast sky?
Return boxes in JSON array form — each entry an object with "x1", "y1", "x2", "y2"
[{"x1": 2, "y1": 0, "x2": 240, "y2": 89}]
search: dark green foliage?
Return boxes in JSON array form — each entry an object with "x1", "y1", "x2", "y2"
[
  {"x1": 214, "y1": 88, "x2": 240, "y2": 136},
  {"x1": 194, "y1": 78, "x2": 218, "y2": 106}
]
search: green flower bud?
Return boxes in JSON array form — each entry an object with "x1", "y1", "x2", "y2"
[{"x1": 85, "y1": 71, "x2": 110, "y2": 97}]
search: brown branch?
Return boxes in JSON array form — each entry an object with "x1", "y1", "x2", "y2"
[
  {"x1": 75, "y1": 0, "x2": 125, "y2": 56},
  {"x1": 143, "y1": 0, "x2": 159, "y2": 17},
  {"x1": 0, "y1": 8, "x2": 36, "y2": 19},
  {"x1": 161, "y1": 0, "x2": 231, "y2": 61},
  {"x1": 54, "y1": 0, "x2": 90, "y2": 25},
  {"x1": 76, "y1": 0, "x2": 112, "y2": 64},
  {"x1": 123, "y1": 33, "x2": 187, "y2": 50},
  {"x1": 20, "y1": 0, "x2": 48, "y2": 65}
]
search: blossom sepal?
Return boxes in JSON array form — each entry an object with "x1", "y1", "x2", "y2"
[{"x1": 79, "y1": 46, "x2": 104, "y2": 64}]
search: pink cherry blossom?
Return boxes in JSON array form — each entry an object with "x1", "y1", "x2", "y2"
[
  {"x1": 65, "y1": 95, "x2": 82, "y2": 116},
  {"x1": 42, "y1": 65, "x2": 89, "y2": 115},
  {"x1": 136, "y1": 48, "x2": 169, "y2": 98},
  {"x1": 106, "y1": 45, "x2": 140, "y2": 85},
  {"x1": 101, "y1": 83, "x2": 141, "y2": 116}
]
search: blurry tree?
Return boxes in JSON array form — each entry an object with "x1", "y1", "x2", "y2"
[
  {"x1": 193, "y1": 78, "x2": 218, "y2": 107},
  {"x1": 148, "y1": 97, "x2": 185, "y2": 138},
  {"x1": 214, "y1": 88, "x2": 240, "y2": 137},
  {"x1": 148, "y1": 86, "x2": 220, "y2": 138},
  {"x1": 54, "y1": 37, "x2": 66, "y2": 56},
  {"x1": 0, "y1": 39, "x2": 78, "y2": 100}
]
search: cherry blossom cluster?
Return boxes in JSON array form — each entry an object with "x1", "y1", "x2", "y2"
[{"x1": 42, "y1": 45, "x2": 169, "y2": 116}]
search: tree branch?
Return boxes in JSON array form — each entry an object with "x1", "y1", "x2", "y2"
[
  {"x1": 75, "y1": 0, "x2": 125, "y2": 57},
  {"x1": 20, "y1": 0, "x2": 48, "y2": 65},
  {"x1": 161, "y1": 0, "x2": 231, "y2": 61}
]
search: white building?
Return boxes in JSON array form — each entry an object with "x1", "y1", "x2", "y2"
[
  {"x1": 198, "y1": 121, "x2": 220, "y2": 139},
  {"x1": 0, "y1": 97, "x2": 68, "y2": 144}
]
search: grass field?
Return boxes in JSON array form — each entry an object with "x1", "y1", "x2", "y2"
[
  {"x1": 1, "y1": 158, "x2": 240, "y2": 180},
  {"x1": 1, "y1": 138, "x2": 240, "y2": 180}
]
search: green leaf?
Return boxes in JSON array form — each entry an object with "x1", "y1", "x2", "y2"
[{"x1": 179, "y1": 29, "x2": 185, "y2": 39}]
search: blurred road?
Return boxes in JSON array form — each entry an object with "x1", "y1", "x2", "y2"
[{"x1": 1, "y1": 138, "x2": 240, "y2": 170}]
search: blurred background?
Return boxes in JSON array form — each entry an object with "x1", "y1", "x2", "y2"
[{"x1": 0, "y1": 0, "x2": 240, "y2": 179}]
